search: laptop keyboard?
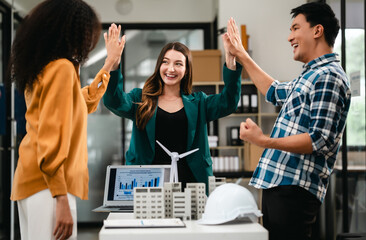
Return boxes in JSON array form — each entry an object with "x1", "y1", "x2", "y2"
[{"x1": 109, "y1": 206, "x2": 134, "y2": 211}]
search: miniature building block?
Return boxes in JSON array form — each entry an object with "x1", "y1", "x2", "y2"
[
  {"x1": 208, "y1": 176, "x2": 226, "y2": 195},
  {"x1": 134, "y1": 187, "x2": 165, "y2": 219},
  {"x1": 186, "y1": 183, "x2": 206, "y2": 220},
  {"x1": 172, "y1": 188, "x2": 191, "y2": 221},
  {"x1": 164, "y1": 182, "x2": 182, "y2": 218},
  {"x1": 133, "y1": 182, "x2": 206, "y2": 220}
]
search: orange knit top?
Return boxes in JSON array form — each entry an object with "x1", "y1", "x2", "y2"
[{"x1": 11, "y1": 58, "x2": 110, "y2": 201}]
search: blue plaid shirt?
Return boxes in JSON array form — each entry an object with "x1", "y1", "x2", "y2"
[{"x1": 249, "y1": 53, "x2": 351, "y2": 202}]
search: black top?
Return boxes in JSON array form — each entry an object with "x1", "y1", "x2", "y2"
[{"x1": 154, "y1": 106, "x2": 196, "y2": 189}]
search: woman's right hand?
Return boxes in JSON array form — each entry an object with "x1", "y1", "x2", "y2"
[
  {"x1": 103, "y1": 23, "x2": 126, "y2": 72},
  {"x1": 53, "y1": 195, "x2": 73, "y2": 240}
]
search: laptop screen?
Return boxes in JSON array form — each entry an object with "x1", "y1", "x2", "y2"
[{"x1": 105, "y1": 165, "x2": 171, "y2": 204}]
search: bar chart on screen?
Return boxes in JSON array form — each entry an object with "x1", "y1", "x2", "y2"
[
  {"x1": 118, "y1": 177, "x2": 160, "y2": 189},
  {"x1": 113, "y1": 168, "x2": 164, "y2": 200}
]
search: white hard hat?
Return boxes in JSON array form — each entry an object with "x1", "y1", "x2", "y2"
[{"x1": 197, "y1": 183, "x2": 262, "y2": 225}]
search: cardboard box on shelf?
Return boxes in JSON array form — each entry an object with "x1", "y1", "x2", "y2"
[
  {"x1": 244, "y1": 142, "x2": 264, "y2": 172},
  {"x1": 191, "y1": 50, "x2": 221, "y2": 82}
]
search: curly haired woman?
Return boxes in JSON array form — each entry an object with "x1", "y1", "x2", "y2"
[{"x1": 7, "y1": 0, "x2": 125, "y2": 239}]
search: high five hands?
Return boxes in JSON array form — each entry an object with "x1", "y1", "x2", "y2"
[
  {"x1": 222, "y1": 17, "x2": 248, "y2": 63},
  {"x1": 103, "y1": 23, "x2": 126, "y2": 72}
]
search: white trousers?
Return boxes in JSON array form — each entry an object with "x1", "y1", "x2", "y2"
[{"x1": 17, "y1": 189, "x2": 77, "y2": 240}]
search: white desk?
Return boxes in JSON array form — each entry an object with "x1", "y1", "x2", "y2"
[{"x1": 99, "y1": 213, "x2": 268, "y2": 240}]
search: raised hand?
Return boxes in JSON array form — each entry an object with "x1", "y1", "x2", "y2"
[
  {"x1": 222, "y1": 32, "x2": 236, "y2": 70},
  {"x1": 103, "y1": 23, "x2": 126, "y2": 72},
  {"x1": 225, "y1": 17, "x2": 248, "y2": 59}
]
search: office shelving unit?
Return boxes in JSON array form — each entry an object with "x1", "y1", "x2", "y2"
[{"x1": 192, "y1": 80, "x2": 278, "y2": 176}]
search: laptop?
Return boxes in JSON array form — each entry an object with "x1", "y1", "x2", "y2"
[{"x1": 93, "y1": 165, "x2": 171, "y2": 213}]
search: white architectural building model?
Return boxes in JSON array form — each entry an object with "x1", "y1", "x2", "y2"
[
  {"x1": 187, "y1": 183, "x2": 206, "y2": 220},
  {"x1": 133, "y1": 187, "x2": 165, "y2": 219},
  {"x1": 208, "y1": 176, "x2": 226, "y2": 195},
  {"x1": 164, "y1": 182, "x2": 182, "y2": 218},
  {"x1": 133, "y1": 182, "x2": 206, "y2": 220},
  {"x1": 172, "y1": 188, "x2": 191, "y2": 221}
]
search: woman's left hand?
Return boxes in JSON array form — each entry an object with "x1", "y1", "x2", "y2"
[
  {"x1": 103, "y1": 23, "x2": 126, "y2": 72},
  {"x1": 222, "y1": 31, "x2": 236, "y2": 70}
]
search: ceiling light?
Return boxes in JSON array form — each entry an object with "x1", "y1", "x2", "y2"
[{"x1": 115, "y1": 0, "x2": 133, "y2": 15}]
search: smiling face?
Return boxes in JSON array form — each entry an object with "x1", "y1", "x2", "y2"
[
  {"x1": 288, "y1": 14, "x2": 316, "y2": 64},
  {"x1": 159, "y1": 49, "x2": 187, "y2": 88}
]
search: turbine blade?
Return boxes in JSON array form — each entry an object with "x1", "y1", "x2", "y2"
[
  {"x1": 178, "y1": 148, "x2": 199, "y2": 158},
  {"x1": 156, "y1": 140, "x2": 172, "y2": 156}
]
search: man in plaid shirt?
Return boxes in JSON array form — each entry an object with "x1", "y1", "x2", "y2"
[{"x1": 224, "y1": 2, "x2": 351, "y2": 240}]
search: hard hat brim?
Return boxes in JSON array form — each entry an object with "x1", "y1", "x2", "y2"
[
  {"x1": 197, "y1": 211, "x2": 263, "y2": 225},
  {"x1": 197, "y1": 217, "x2": 236, "y2": 225}
]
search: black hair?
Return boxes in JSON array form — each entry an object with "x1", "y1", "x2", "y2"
[
  {"x1": 6, "y1": 0, "x2": 101, "y2": 92},
  {"x1": 291, "y1": 2, "x2": 340, "y2": 47}
]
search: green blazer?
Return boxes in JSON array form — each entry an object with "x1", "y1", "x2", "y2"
[{"x1": 103, "y1": 63, "x2": 242, "y2": 191}]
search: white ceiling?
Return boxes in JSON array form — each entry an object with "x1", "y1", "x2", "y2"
[{"x1": 6, "y1": 0, "x2": 217, "y2": 23}]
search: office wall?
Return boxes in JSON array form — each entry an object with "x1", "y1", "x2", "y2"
[
  {"x1": 86, "y1": 0, "x2": 217, "y2": 23},
  {"x1": 4, "y1": 0, "x2": 217, "y2": 23},
  {"x1": 218, "y1": 0, "x2": 305, "y2": 81}
]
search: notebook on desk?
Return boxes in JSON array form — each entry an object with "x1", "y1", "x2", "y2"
[{"x1": 93, "y1": 165, "x2": 171, "y2": 213}]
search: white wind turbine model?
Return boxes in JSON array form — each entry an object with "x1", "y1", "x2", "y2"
[{"x1": 156, "y1": 140, "x2": 199, "y2": 183}]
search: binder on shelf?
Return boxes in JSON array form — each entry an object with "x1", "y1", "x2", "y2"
[
  {"x1": 211, "y1": 157, "x2": 219, "y2": 172},
  {"x1": 233, "y1": 156, "x2": 240, "y2": 171},
  {"x1": 208, "y1": 121, "x2": 215, "y2": 136},
  {"x1": 208, "y1": 135, "x2": 218, "y2": 147},
  {"x1": 226, "y1": 126, "x2": 243, "y2": 146},
  {"x1": 218, "y1": 157, "x2": 224, "y2": 172},
  {"x1": 213, "y1": 156, "x2": 240, "y2": 172},
  {"x1": 224, "y1": 156, "x2": 230, "y2": 171},
  {"x1": 235, "y1": 94, "x2": 243, "y2": 113},
  {"x1": 250, "y1": 94, "x2": 258, "y2": 113},
  {"x1": 242, "y1": 94, "x2": 250, "y2": 113}
]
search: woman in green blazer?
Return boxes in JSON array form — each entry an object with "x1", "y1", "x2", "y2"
[{"x1": 103, "y1": 31, "x2": 242, "y2": 192}]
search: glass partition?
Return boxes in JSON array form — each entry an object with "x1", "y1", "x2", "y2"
[
  {"x1": 329, "y1": 0, "x2": 366, "y2": 237},
  {"x1": 79, "y1": 32, "x2": 124, "y2": 223}
]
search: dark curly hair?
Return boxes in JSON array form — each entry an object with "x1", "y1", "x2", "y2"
[
  {"x1": 6, "y1": 0, "x2": 101, "y2": 92},
  {"x1": 291, "y1": 2, "x2": 340, "y2": 47}
]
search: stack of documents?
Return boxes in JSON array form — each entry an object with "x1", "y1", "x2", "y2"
[{"x1": 103, "y1": 218, "x2": 186, "y2": 228}]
